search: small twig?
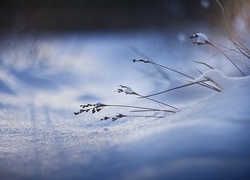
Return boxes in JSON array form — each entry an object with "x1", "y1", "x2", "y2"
[
  {"x1": 140, "y1": 79, "x2": 210, "y2": 98},
  {"x1": 216, "y1": 0, "x2": 250, "y2": 64},
  {"x1": 117, "y1": 85, "x2": 178, "y2": 110},
  {"x1": 110, "y1": 104, "x2": 173, "y2": 112},
  {"x1": 100, "y1": 113, "x2": 165, "y2": 121},
  {"x1": 195, "y1": 68, "x2": 203, "y2": 75},
  {"x1": 133, "y1": 59, "x2": 194, "y2": 80},
  {"x1": 131, "y1": 47, "x2": 225, "y2": 92},
  {"x1": 74, "y1": 102, "x2": 176, "y2": 116},
  {"x1": 233, "y1": 39, "x2": 250, "y2": 59},
  {"x1": 185, "y1": 79, "x2": 221, "y2": 92},
  {"x1": 210, "y1": 41, "x2": 242, "y2": 54},
  {"x1": 192, "y1": 60, "x2": 214, "y2": 69},
  {"x1": 133, "y1": 59, "x2": 222, "y2": 92},
  {"x1": 130, "y1": 109, "x2": 176, "y2": 113},
  {"x1": 206, "y1": 41, "x2": 245, "y2": 76}
]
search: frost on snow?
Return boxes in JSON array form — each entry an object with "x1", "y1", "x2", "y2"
[{"x1": 190, "y1": 33, "x2": 209, "y2": 45}]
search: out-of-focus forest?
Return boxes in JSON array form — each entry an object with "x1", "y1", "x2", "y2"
[{"x1": 0, "y1": 0, "x2": 234, "y2": 32}]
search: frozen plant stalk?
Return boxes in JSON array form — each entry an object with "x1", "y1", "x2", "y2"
[{"x1": 190, "y1": 32, "x2": 245, "y2": 76}]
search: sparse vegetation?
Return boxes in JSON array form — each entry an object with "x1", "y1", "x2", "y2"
[{"x1": 74, "y1": 0, "x2": 250, "y2": 121}]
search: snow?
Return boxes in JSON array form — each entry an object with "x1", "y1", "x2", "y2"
[
  {"x1": 190, "y1": 33, "x2": 209, "y2": 45},
  {"x1": 2, "y1": 70, "x2": 250, "y2": 179},
  {"x1": 0, "y1": 32, "x2": 250, "y2": 179},
  {"x1": 123, "y1": 86, "x2": 134, "y2": 94},
  {"x1": 118, "y1": 85, "x2": 136, "y2": 95},
  {"x1": 194, "y1": 69, "x2": 246, "y2": 90}
]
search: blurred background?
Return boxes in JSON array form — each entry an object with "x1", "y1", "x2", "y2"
[
  {"x1": 1, "y1": 0, "x2": 249, "y2": 33},
  {"x1": 1, "y1": 0, "x2": 246, "y2": 108},
  {"x1": 0, "y1": 0, "x2": 226, "y2": 32}
]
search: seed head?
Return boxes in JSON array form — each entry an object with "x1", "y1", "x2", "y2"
[
  {"x1": 100, "y1": 114, "x2": 126, "y2": 121},
  {"x1": 117, "y1": 85, "x2": 137, "y2": 95},
  {"x1": 190, "y1": 33, "x2": 209, "y2": 45},
  {"x1": 74, "y1": 102, "x2": 106, "y2": 115}
]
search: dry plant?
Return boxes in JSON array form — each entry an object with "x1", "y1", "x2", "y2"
[{"x1": 74, "y1": 0, "x2": 249, "y2": 121}]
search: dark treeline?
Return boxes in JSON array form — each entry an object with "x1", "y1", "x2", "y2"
[{"x1": 0, "y1": 0, "x2": 231, "y2": 32}]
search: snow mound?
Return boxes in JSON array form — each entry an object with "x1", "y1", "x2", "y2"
[
  {"x1": 194, "y1": 69, "x2": 247, "y2": 90},
  {"x1": 105, "y1": 74, "x2": 250, "y2": 180},
  {"x1": 185, "y1": 70, "x2": 250, "y2": 119}
]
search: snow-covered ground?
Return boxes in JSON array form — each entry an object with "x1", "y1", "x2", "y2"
[{"x1": 0, "y1": 30, "x2": 250, "y2": 179}]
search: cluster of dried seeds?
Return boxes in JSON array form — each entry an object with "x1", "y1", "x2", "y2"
[{"x1": 74, "y1": 103, "x2": 106, "y2": 115}]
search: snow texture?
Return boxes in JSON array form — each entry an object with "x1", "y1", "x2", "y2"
[
  {"x1": 0, "y1": 32, "x2": 250, "y2": 180},
  {"x1": 0, "y1": 71, "x2": 250, "y2": 180}
]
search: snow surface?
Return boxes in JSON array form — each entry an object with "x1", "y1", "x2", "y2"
[{"x1": 0, "y1": 32, "x2": 250, "y2": 180}]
